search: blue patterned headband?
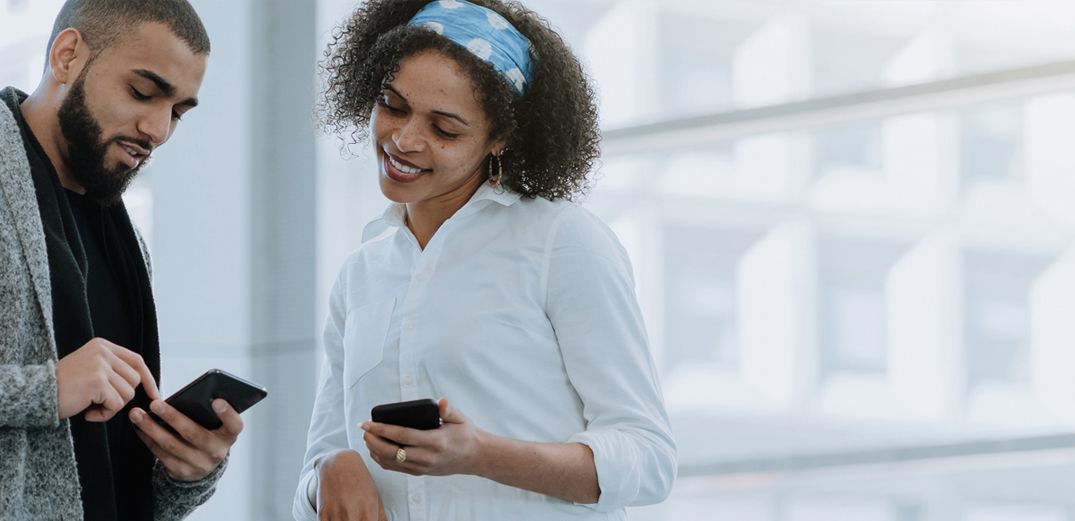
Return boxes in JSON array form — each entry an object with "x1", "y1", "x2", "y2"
[{"x1": 408, "y1": 0, "x2": 532, "y2": 95}]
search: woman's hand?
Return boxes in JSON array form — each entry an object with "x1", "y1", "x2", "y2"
[
  {"x1": 316, "y1": 449, "x2": 387, "y2": 521},
  {"x1": 361, "y1": 398, "x2": 484, "y2": 477}
]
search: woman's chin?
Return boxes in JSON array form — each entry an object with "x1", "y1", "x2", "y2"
[{"x1": 379, "y1": 175, "x2": 421, "y2": 204}]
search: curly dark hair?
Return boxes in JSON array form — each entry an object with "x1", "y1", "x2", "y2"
[{"x1": 320, "y1": 0, "x2": 600, "y2": 201}]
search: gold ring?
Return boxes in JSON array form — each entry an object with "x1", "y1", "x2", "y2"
[{"x1": 395, "y1": 447, "x2": 407, "y2": 464}]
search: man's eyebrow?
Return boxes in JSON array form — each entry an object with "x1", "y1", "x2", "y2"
[
  {"x1": 133, "y1": 69, "x2": 199, "y2": 108},
  {"x1": 384, "y1": 84, "x2": 470, "y2": 127}
]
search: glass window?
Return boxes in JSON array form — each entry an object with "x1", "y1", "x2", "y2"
[
  {"x1": 963, "y1": 250, "x2": 1053, "y2": 391},
  {"x1": 959, "y1": 103, "x2": 1025, "y2": 187},
  {"x1": 813, "y1": 122, "x2": 884, "y2": 179},
  {"x1": 662, "y1": 224, "x2": 760, "y2": 373},
  {"x1": 818, "y1": 239, "x2": 908, "y2": 377},
  {"x1": 658, "y1": 13, "x2": 739, "y2": 116}
]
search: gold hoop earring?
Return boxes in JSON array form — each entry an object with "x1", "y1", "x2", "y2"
[{"x1": 489, "y1": 153, "x2": 504, "y2": 187}]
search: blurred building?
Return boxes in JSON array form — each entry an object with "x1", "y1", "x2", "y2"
[
  {"x1": 4, "y1": 1, "x2": 1075, "y2": 520},
  {"x1": 561, "y1": 2, "x2": 1075, "y2": 521}
]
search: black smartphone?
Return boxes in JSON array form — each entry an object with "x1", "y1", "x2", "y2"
[
  {"x1": 151, "y1": 369, "x2": 268, "y2": 431},
  {"x1": 371, "y1": 398, "x2": 441, "y2": 430}
]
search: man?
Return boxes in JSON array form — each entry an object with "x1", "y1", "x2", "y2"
[{"x1": 0, "y1": 1, "x2": 243, "y2": 519}]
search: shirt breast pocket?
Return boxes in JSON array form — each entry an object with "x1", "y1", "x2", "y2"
[{"x1": 342, "y1": 298, "x2": 395, "y2": 390}]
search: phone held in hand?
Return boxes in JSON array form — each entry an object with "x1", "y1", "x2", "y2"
[
  {"x1": 151, "y1": 369, "x2": 268, "y2": 430},
  {"x1": 371, "y1": 398, "x2": 442, "y2": 430}
]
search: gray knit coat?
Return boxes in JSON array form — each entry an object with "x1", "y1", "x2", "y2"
[{"x1": 0, "y1": 88, "x2": 226, "y2": 520}]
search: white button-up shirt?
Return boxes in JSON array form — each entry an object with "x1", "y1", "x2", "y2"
[{"x1": 293, "y1": 184, "x2": 676, "y2": 521}]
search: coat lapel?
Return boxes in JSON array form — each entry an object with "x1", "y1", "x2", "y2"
[{"x1": 0, "y1": 91, "x2": 56, "y2": 349}]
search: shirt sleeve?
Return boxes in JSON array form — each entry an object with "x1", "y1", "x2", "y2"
[
  {"x1": 544, "y1": 206, "x2": 677, "y2": 511},
  {"x1": 292, "y1": 270, "x2": 351, "y2": 520},
  {"x1": 152, "y1": 455, "x2": 228, "y2": 521},
  {"x1": 0, "y1": 360, "x2": 60, "y2": 428}
]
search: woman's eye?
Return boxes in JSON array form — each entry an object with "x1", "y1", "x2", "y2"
[
  {"x1": 377, "y1": 98, "x2": 403, "y2": 114},
  {"x1": 435, "y1": 127, "x2": 460, "y2": 139}
]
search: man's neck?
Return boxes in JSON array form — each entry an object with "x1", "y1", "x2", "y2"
[{"x1": 18, "y1": 88, "x2": 86, "y2": 194}]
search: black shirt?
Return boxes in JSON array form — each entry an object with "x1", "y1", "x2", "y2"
[
  {"x1": 3, "y1": 87, "x2": 157, "y2": 520},
  {"x1": 68, "y1": 190, "x2": 154, "y2": 520}
]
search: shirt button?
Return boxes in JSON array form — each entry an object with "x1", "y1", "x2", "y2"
[
  {"x1": 402, "y1": 375, "x2": 415, "y2": 386},
  {"x1": 410, "y1": 493, "x2": 422, "y2": 505},
  {"x1": 404, "y1": 321, "x2": 416, "y2": 333}
]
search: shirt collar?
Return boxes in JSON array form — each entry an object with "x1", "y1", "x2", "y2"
[
  {"x1": 361, "y1": 183, "x2": 521, "y2": 243},
  {"x1": 460, "y1": 182, "x2": 522, "y2": 214}
]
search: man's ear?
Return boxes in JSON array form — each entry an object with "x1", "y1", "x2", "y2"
[{"x1": 49, "y1": 28, "x2": 90, "y2": 85}]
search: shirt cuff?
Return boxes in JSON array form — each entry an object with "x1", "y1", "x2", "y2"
[
  {"x1": 306, "y1": 470, "x2": 318, "y2": 509},
  {"x1": 155, "y1": 455, "x2": 228, "y2": 488},
  {"x1": 293, "y1": 470, "x2": 319, "y2": 520},
  {"x1": 569, "y1": 429, "x2": 641, "y2": 512}
]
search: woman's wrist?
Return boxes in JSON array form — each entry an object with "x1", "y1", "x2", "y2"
[{"x1": 467, "y1": 428, "x2": 499, "y2": 478}]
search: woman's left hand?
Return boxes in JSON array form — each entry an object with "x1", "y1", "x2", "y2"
[{"x1": 361, "y1": 398, "x2": 485, "y2": 477}]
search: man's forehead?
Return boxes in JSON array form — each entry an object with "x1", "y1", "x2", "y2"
[{"x1": 97, "y1": 22, "x2": 207, "y2": 93}]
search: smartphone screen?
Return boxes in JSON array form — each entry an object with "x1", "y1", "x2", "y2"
[
  {"x1": 151, "y1": 369, "x2": 268, "y2": 431},
  {"x1": 371, "y1": 398, "x2": 442, "y2": 430}
]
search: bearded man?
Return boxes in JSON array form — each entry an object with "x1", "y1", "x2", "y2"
[{"x1": 0, "y1": 1, "x2": 244, "y2": 519}]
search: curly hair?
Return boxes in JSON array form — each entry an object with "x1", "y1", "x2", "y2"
[{"x1": 320, "y1": 0, "x2": 600, "y2": 201}]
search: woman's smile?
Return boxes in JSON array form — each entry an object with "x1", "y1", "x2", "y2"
[{"x1": 382, "y1": 150, "x2": 430, "y2": 184}]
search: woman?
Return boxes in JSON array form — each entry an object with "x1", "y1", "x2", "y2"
[{"x1": 293, "y1": 1, "x2": 676, "y2": 519}]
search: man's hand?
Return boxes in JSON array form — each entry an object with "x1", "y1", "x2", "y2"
[
  {"x1": 56, "y1": 338, "x2": 160, "y2": 422},
  {"x1": 315, "y1": 449, "x2": 387, "y2": 521},
  {"x1": 128, "y1": 398, "x2": 242, "y2": 482}
]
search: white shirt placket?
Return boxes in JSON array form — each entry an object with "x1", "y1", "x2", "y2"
[{"x1": 398, "y1": 230, "x2": 446, "y2": 521}]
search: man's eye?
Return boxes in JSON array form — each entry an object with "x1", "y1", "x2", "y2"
[{"x1": 130, "y1": 87, "x2": 150, "y2": 101}]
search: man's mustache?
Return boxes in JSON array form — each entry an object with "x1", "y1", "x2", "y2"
[{"x1": 109, "y1": 135, "x2": 154, "y2": 155}]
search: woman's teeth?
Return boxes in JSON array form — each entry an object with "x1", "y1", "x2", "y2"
[{"x1": 389, "y1": 155, "x2": 422, "y2": 174}]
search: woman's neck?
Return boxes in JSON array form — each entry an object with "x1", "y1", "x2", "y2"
[{"x1": 404, "y1": 176, "x2": 486, "y2": 250}]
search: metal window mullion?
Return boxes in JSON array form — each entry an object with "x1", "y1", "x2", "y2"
[{"x1": 602, "y1": 60, "x2": 1075, "y2": 156}]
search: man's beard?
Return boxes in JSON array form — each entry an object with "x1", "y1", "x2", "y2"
[{"x1": 57, "y1": 71, "x2": 151, "y2": 207}]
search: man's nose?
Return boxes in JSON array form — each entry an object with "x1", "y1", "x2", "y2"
[{"x1": 138, "y1": 107, "x2": 172, "y2": 146}]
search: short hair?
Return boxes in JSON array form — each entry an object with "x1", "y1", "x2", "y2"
[
  {"x1": 47, "y1": 0, "x2": 211, "y2": 58},
  {"x1": 321, "y1": 0, "x2": 601, "y2": 202}
]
